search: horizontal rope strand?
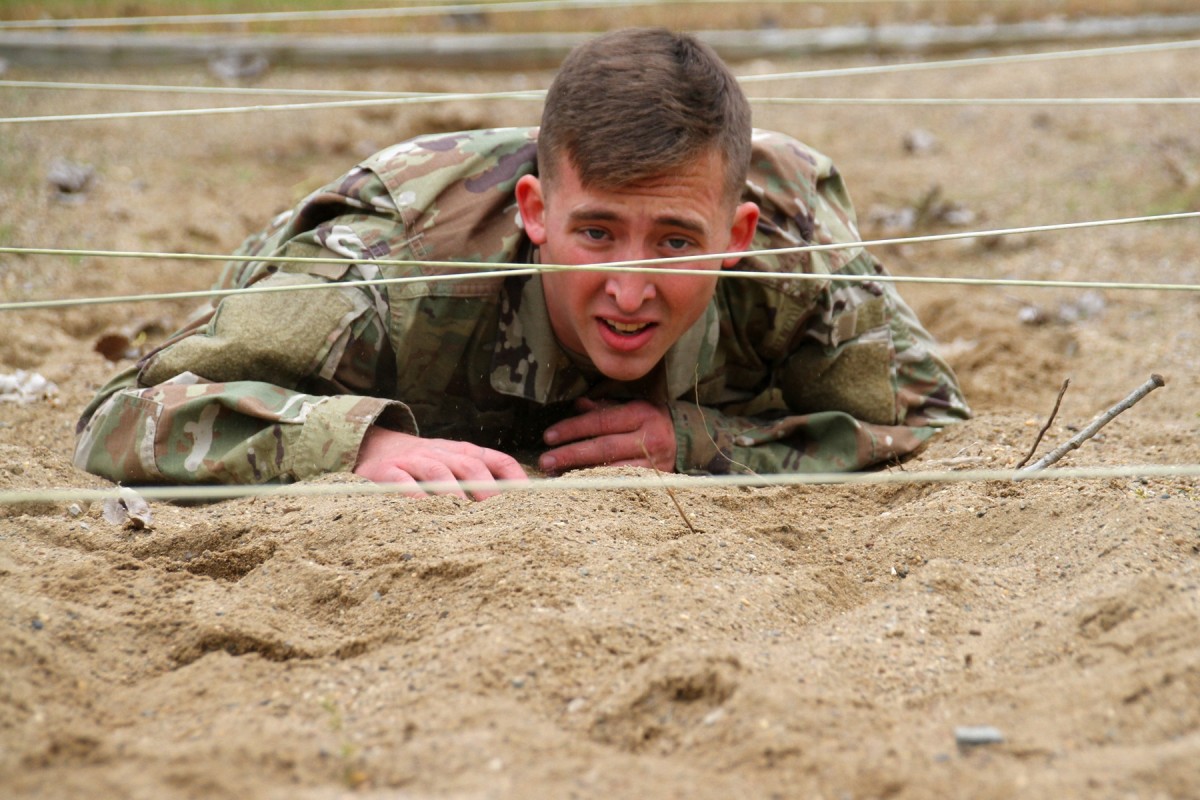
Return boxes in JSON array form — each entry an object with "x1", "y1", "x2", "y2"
[
  {"x1": 6, "y1": 78, "x2": 1193, "y2": 107},
  {"x1": 6, "y1": 39, "x2": 1199, "y2": 103},
  {"x1": 0, "y1": 78, "x2": 438, "y2": 98},
  {"x1": 739, "y1": 37, "x2": 1200, "y2": 82},
  {"x1": 4, "y1": 210, "x2": 1195, "y2": 266},
  {"x1": 0, "y1": 0, "x2": 999, "y2": 30},
  {"x1": 4, "y1": 94, "x2": 1194, "y2": 125},
  {"x1": 2, "y1": 463, "x2": 1197, "y2": 507},
  {"x1": 0, "y1": 269, "x2": 543, "y2": 311},
  {"x1": 749, "y1": 96, "x2": 1200, "y2": 106},
  {"x1": 5, "y1": 271, "x2": 1196, "y2": 313},
  {"x1": 0, "y1": 90, "x2": 545, "y2": 125},
  {"x1": 2, "y1": 212, "x2": 1197, "y2": 311}
]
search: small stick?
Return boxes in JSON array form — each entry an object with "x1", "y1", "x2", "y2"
[
  {"x1": 1014, "y1": 378, "x2": 1070, "y2": 468},
  {"x1": 640, "y1": 439, "x2": 697, "y2": 534},
  {"x1": 693, "y1": 368, "x2": 759, "y2": 477},
  {"x1": 1020, "y1": 374, "x2": 1166, "y2": 472}
]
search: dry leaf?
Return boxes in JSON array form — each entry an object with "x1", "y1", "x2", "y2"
[{"x1": 102, "y1": 487, "x2": 153, "y2": 530}]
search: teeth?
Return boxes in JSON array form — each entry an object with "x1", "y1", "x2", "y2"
[{"x1": 607, "y1": 320, "x2": 649, "y2": 334}]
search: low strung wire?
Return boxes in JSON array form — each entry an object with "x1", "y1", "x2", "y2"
[
  {"x1": 3, "y1": 93, "x2": 1196, "y2": 125},
  {"x1": 1, "y1": 463, "x2": 1197, "y2": 508},
  {"x1": 3, "y1": 38, "x2": 1198, "y2": 105},
  {"x1": 2, "y1": 211, "x2": 1197, "y2": 313},
  {"x1": 0, "y1": 0, "x2": 1007, "y2": 30}
]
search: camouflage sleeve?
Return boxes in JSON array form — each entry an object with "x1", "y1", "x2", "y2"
[
  {"x1": 74, "y1": 262, "x2": 416, "y2": 484},
  {"x1": 669, "y1": 130, "x2": 970, "y2": 475},
  {"x1": 75, "y1": 128, "x2": 538, "y2": 485},
  {"x1": 670, "y1": 252, "x2": 970, "y2": 474}
]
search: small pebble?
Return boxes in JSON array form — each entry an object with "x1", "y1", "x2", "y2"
[
  {"x1": 955, "y1": 725, "x2": 1005, "y2": 748},
  {"x1": 208, "y1": 51, "x2": 270, "y2": 82},
  {"x1": 903, "y1": 128, "x2": 939, "y2": 155},
  {"x1": 47, "y1": 158, "x2": 94, "y2": 195}
]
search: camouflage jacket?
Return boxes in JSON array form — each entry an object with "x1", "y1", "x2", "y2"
[{"x1": 75, "y1": 127, "x2": 969, "y2": 484}]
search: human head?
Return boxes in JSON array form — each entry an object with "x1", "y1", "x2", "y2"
[
  {"x1": 515, "y1": 29, "x2": 759, "y2": 383},
  {"x1": 536, "y1": 27, "x2": 752, "y2": 207}
]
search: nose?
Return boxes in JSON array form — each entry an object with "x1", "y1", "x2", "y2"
[{"x1": 604, "y1": 269, "x2": 656, "y2": 314}]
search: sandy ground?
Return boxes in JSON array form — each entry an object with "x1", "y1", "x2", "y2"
[{"x1": 1, "y1": 41, "x2": 1198, "y2": 800}]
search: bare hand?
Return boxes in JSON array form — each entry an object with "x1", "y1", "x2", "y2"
[
  {"x1": 353, "y1": 427, "x2": 527, "y2": 500},
  {"x1": 539, "y1": 398, "x2": 676, "y2": 475}
]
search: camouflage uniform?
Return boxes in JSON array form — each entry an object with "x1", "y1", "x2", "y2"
[{"x1": 75, "y1": 127, "x2": 969, "y2": 484}]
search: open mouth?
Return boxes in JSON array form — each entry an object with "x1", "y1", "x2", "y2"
[{"x1": 603, "y1": 319, "x2": 653, "y2": 335}]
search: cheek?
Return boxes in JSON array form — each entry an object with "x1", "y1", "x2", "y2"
[
  {"x1": 544, "y1": 271, "x2": 604, "y2": 316},
  {"x1": 661, "y1": 273, "x2": 719, "y2": 319}
]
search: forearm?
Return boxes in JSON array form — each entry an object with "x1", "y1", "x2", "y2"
[
  {"x1": 670, "y1": 401, "x2": 940, "y2": 475},
  {"x1": 74, "y1": 373, "x2": 414, "y2": 484}
]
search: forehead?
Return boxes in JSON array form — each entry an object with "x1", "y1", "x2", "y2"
[{"x1": 546, "y1": 149, "x2": 730, "y2": 217}]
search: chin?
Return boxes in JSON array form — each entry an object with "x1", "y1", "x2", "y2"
[{"x1": 593, "y1": 358, "x2": 656, "y2": 383}]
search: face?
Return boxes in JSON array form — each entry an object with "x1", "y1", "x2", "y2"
[{"x1": 515, "y1": 149, "x2": 759, "y2": 382}]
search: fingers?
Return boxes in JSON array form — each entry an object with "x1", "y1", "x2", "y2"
[
  {"x1": 426, "y1": 440, "x2": 528, "y2": 500},
  {"x1": 416, "y1": 444, "x2": 528, "y2": 501},
  {"x1": 353, "y1": 428, "x2": 527, "y2": 500},
  {"x1": 541, "y1": 400, "x2": 676, "y2": 474},
  {"x1": 545, "y1": 401, "x2": 638, "y2": 446},
  {"x1": 475, "y1": 447, "x2": 529, "y2": 485},
  {"x1": 369, "y1": 470, "x2": 429, "y2": 500},
  {"x1": 409, "y1": 457, "x2": 474, "y2": 500},
  {"x1": 540, "y1": 435, "x2": 632, "y2": 475},
  {"x1": 447, "y1": 449, "x2": 527, "y2": 501}
]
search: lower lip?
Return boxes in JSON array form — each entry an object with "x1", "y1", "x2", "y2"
[{"x1": 596, "y1": 319, "x2": 657, "y2": 352}]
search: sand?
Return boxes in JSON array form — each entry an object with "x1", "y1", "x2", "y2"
[{"x1": 1, "y1": 42, "x2": 1198, "y2": 799}]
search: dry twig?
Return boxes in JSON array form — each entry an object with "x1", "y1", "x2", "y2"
[
  {"x1": 640, "y1": 440, "x2": 697, "y2": 534},
  {"x1": 1020, "y1": 374, "x2": 1166, "y2": 472},
  {"x1": 1015, "y1": 378, "x2": 1070, "y2": 468},
  {"x1": 693, "y1": 367, "x2": 759, "y2": 477}
]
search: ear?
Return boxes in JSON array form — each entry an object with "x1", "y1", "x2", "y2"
[
  {"x1": 515, "y1": 174, "x2": 548, "y2": 246},
  {"x1": 721, "y1": 201, "x2": 760, "y2": 268}
]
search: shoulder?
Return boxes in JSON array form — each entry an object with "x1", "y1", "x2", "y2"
[
  {"x1": 736, "y1": 128, "x2": 865, "y2": 285},
  {"x1": 229, "y1": 129, "x2": 539, "y2": 290},
  {"x1": 748, "y1": 128, "x2": 838, "y2": 192},
  {"x1": 362, "y1": 127, "x2": 539, "y2": 202}
]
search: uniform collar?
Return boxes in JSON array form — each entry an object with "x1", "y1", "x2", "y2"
[{"x1": 489, "y1": 272, "x2": 718, "y2": 405}]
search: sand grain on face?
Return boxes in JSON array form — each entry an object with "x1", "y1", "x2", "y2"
[{"x1": 1, "y1": 46, "x2": 1198, "y2": 799}]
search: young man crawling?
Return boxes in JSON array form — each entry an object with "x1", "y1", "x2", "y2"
[{"x1": 76, "y1": 28, "x2": 969, "y2": 498}]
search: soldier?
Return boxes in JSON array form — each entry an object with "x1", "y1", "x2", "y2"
[{"x1": 75, "y1": 28, "x2": 969, "y2": 499}]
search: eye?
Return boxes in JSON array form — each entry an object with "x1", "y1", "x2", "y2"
[
  {"x1": 663, "y1": 236, "x2": 695, "y2": 252},
  {"x1": 580, "y1": 227, "x2": 609, "y2": 242}
]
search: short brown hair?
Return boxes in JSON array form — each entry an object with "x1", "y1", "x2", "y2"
[{"x1": 538, "y1": 28, "x2": 752, "y2": 205}]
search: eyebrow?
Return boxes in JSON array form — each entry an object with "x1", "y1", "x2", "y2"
[{"x1": 567, "y1": 207, "x2": 708, "y2": 236}]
